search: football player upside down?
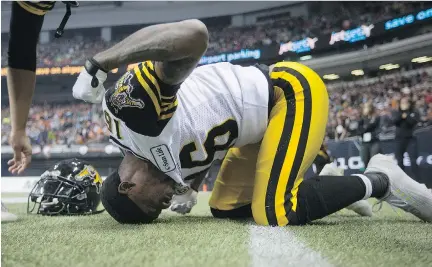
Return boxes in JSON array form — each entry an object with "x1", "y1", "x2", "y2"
[{"x1": 72, "y1": 19, "x2": 432, "y2": 225}]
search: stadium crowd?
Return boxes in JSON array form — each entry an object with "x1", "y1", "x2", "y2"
[
  {"x1": 326, "y1": 68, "x2": 432, "y2": 141},
  {"x1": 1, "y1": 1, "x2": 431, "y2": 147},
  {"x1": 1, "y1": 1, "x2": 427, "y2": 67},
  {"x1": 1, "y1": 67, "x2": 431, "y2": 147},
  {"x1": 1, "y1": 103, "x2": 109, "y2": 147}
]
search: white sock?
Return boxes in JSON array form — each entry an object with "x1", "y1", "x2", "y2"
[{"x1": 353, "y1": 174, "x2": 373, "y2": 200}]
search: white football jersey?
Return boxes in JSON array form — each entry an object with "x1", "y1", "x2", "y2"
[{"x1": 102, "y1": 61, "x2": 270, "y2": 185}]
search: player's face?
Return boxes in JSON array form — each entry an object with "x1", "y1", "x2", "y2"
[{"x1": 126, "y1": 167, "x2": 175, "y2": 218}]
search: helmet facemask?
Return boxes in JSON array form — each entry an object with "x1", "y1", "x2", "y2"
[{"x1": 28, "y1": 169, "x2": 102, "y2": 216}]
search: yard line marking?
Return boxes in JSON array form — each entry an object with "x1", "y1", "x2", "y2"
[
  {"x1": 2, "y1": 197, "x2": 28, "y2": 204},
  {"x1": 249, "y1": 225, "x2": 334, "y2": 267}
]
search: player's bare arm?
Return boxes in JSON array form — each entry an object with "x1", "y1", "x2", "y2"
[
  {"x1": 93, "y1": 19, "x2": 209, "y2": 85},
  {"x1": 73, "y1": 19, "x2": 208, "y2": 103},
  {"x1": 7, "y1": 2, "x2": 51, "y2": 174}
]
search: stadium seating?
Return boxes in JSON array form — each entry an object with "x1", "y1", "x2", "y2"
[{"x1": 1, "y1": 2, "x2": 427, "y2": 68}]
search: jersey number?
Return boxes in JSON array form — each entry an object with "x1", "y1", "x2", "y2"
[
  {"x1": 180, "y1": 119, "x2": 238, "y2": 169},
  {"x1": 104, "y1": 111, "x2": 122, "y2": 139}
]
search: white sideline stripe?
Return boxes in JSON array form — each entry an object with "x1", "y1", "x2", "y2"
[
  {"x1": 2, "y1": 197, "x2": 28, "y2": 204},
  {"x1": 249, "y1": 225, "x2": 333, "y2": 267},
  {"x1": 1, "y1": 176, "x2": 108, "y2": 193}
]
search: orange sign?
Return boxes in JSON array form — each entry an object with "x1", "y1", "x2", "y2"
[{"x1": 1, "y1": 66, "x2": 120, "y2": 76}]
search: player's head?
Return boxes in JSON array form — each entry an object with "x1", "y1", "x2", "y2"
[{"x1": 101, "y1": 152, "x2": 175, "y2": 224}]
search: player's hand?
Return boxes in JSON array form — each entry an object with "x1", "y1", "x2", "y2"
[
  {"x1": 8, "y1": 130, "x2": 32, "y2": 175},
  {"x1": 170, "y1": 188, "x2": 198, "y2": 215},
  {"x1": 72, "y1": 58, "x2": 108, "y2": 104},
  {"x1": 402, "y1": 113, "x2": 407, "y2": 119}
]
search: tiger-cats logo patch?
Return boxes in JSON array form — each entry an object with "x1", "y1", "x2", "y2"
[
  {"x1": 110, "y1": 72, "x2": 145, "y2": 114},
  {"x1": 75, "y1": 165, "x2": 103, "y2": 194}
]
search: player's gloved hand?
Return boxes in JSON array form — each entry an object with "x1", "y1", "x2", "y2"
[
  {"x1": 170, "y1": 188, "x2": 198, "y2": 215},
  {"x1": 72, "y1": 58, "x2": 108, "y2": 104}
]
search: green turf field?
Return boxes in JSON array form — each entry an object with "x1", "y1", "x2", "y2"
[{"x1": 2, "y1": 192, "x2": 431, "y2": 267}]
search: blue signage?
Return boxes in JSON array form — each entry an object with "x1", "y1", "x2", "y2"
[
  {"x1": 329, "y1": 24, "x2": 375, "y2": 45},
  {"x1": 279, "y1": 37, "x2": 318, "y2": 54},
  {"x1": 385, "y1": 8, "x2": 432, "y2": 30},
  {"x1": 416, "y1": 8, "x2": 432, "y2": 21},
  {"x1": 199, "y1": 49, "x2": 261, "y2": 65}
]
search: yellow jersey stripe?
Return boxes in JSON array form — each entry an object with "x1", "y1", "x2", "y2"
[
  {"x1": 161, "y1": 102, "x2": 172, "y2": 107},
  {"x1": 145, "y1": 61, "x2": 179, "y2": 99},
  {"x1": 133, "y1": 66, "x2": 161, "y2": 116},
  {"x1": 159, "y1": 113, "x2": 175, "y2": 120},
  {"x1": 161, "y1": 99, "x2": 178, "y2": 112},
  {"x1": 17, "y1": 1, "x2": 50, "y2": 15},
  {"x1": 146, "y1": 61, "x2": 155, "y2": 71},
  {"x1": 161, "y1": 95, "x2": 176, "y2": 100},
  {"x1": 142, "y1": 62, "x2": 161, "y2": 101}
]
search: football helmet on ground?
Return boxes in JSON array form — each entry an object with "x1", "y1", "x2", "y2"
[{"x1": 28, "y1": 158, "x2": 104, "y2": 215}]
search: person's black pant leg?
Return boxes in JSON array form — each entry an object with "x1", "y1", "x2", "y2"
[
  {"x1": 408, "y1": 137, "x2": 419, "y2": 180},
  {"x1": 395, "y1": 138, "x2": 409, "y2": 171},
  {"x1": 361, "y1": 143, "x2": 371, "y2": 166},
  {"x1": 370, "y1": 142, "x2": 381, "y2": 159}
]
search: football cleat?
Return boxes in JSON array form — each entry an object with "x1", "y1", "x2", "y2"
[
  {"x1": 1, "y1": 201, "x2": 18, "y2": 222},
  {"x1": 319, "y1": 163, "x2": 373, "y2": 217},
  {"x1": 365, "y1": 154, "x2": 432, "y2": 222}
]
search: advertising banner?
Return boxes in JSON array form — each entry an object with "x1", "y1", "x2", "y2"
[
  {"x1": 199, "y1": 44, "x2": 280, "y2": 65},
  {"x1": 1, "y1": 45, "x2": 280, "y2": 77},
  {"x1": 324, "y1": 129, "x2": 432, "y2": 188},
  {"x1": 383, "y1": 7, "x2": 432, "y2": 31},
  {"x1": 279, "y1": 7, "x2": 432, "y2": 55}
]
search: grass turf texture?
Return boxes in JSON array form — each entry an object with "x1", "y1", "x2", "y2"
[{"x1": 2, "y1": 193, "x2": 431, "y2": 267}]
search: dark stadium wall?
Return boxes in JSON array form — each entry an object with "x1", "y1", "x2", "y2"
[{"x1": 1, "y1": 75, "x2": 83, "y2": 105}]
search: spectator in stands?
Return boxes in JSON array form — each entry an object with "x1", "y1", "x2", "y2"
[
  {"x1": 1, "y1": 103, "x2": 109, "y2": 147},
  {"x1": 334, "y1": 111, "x2": 347, "y2": 141},
  {"x1": 359, "y1": 102, "x2": 381, "y2": 166},
  {"x1": 392, "y1": 96, "x2": 420, "y2": 178}
]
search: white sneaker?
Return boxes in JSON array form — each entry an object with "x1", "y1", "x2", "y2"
[
  {"x1": 319, "y1": 163, "x2": 373, "y2": 217},
  {"x1": 1, "y1": 201, "x2": 18, "y2": 222},
  {"x1": 346, "y1": 200, "x2": 373, "y2": 217},
  {"x1": 319, "y1": 163, "x2": 344, "y2": 176},
  {"x1": 365, "y1": 154, "x2": 432, "y2": 222}
]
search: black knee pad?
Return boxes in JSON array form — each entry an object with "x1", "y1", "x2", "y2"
[{"x1": 210, "y1": 204, "x2": 253, "y2": 219}]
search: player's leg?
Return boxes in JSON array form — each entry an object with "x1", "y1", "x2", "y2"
[
  {"x1": 251, "y1": 61, "x2": 333, "y2": 226},
  {"x1": 251, "y1": 62, "x2": 387, "y2": 226},
  {"x1": 252, "y1": 62, "x2": 432, "y2": 225},
  {"x1": 293, "y1": 154, "x2": 432, "y2": 224},
  {"x1": 209, "y1": 144, "x2": 260, "y2": 219},
  {"x1": 319, "y1": 163, "x2": 373, "y2": 217}
]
